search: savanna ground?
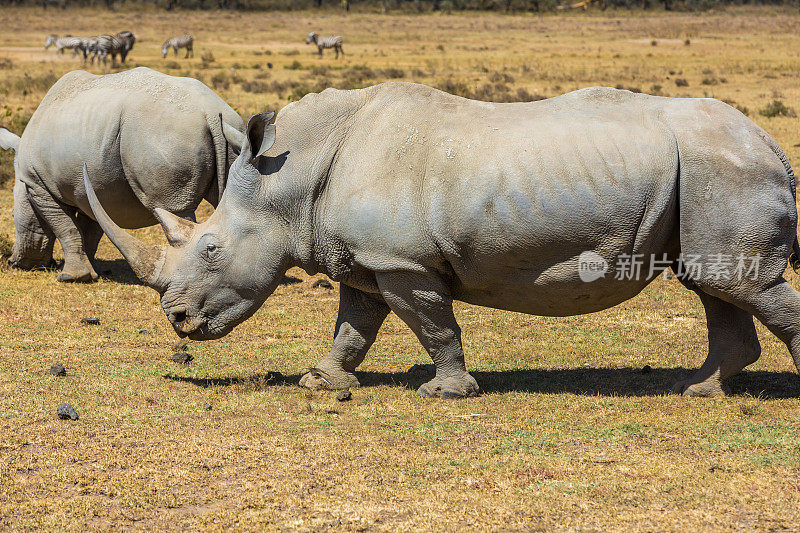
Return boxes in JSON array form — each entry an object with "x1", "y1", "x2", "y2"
[{"x1": 1, "y1": 5, "x2": 800, "y2": 530}]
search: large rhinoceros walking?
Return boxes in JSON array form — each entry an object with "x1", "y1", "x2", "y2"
[
  {"x1": 0, "y1": 67, "x2": 244, "y2": 282},
  {"x1": 84, "y1": 82, "x2": 800, "y2": 398}
]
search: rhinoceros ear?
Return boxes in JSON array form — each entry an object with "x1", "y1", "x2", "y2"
[
  {"x1": 244, "y1": 112, "x2": 276, "y2": 159},
  {"x1": 221, "y1": 119, "x2": 245, "y2": 155},
  {"x1": 154, "y1": 207, "x2": 195, "y2": 248}
]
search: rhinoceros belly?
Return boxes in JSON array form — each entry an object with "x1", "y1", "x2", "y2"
[{"x1": 425, "y1": 113, "x2": 680, "y2": 316}]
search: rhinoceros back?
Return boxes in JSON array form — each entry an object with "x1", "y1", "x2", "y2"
[{"x1": 17, "y1": 68, "x2": 242, "y2": 229}]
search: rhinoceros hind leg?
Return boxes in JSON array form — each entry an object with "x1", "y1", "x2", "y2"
[
  {"x1": 742, "y1": 279, "x2": 800, "y2": 376},
  {"x1": 672, "y1": 290, "x2": 760, "y2": 397},
  {"x1": 10, "y1": 180, "x2": 56, "y2": 270},
  {"x1": 299, "y1": 283, "x2": 390, "y2": 391},
  {"x1": 376, "y1": 271, "x2": 481, "y2": 399},
  {"x1": 25, "y1": 186, "x2": 98, "y2": 283}
]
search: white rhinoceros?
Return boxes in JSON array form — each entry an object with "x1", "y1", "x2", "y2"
[
  {"x1": 0, "y1": 67, "x2": 244, "y2": 282},
  {"x1": 84, "y1": 82, "x2": 800, "y2": 399}
]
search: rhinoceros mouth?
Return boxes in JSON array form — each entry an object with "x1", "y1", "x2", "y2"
[{"x1": 185, "y1": 321, "x2": 233, "y2": 341}]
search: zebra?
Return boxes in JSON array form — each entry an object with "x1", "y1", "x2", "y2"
[
  {"x1": 75, "y1": 36, "x2": 99, "y2": 63},
  {"x1": 44, "y1": 34, "x2": 82, "y2": 55},
  {"x1": 93, "y1": 31, "x2": 137, "y2": 66},
  {"x1": 162, "y1": 34, "x2": 194, "y2": 59},
  {"x1": 305, "y1": 32, "x2": 344, "y2": 59}
]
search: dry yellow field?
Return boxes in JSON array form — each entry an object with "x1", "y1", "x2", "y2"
[{"x1": 1, "y1": 5, "x2": 800, "y2": 531}]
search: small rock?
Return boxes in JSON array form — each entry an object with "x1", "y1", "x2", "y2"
[
  {"x1": 138, "y1": 329, "x2": 148, "y2": 334},
  {"x1": 640, "y1": 365, "x2": 652, "y2": 374},
  {"x1": 57, "y1": 404, "x2": 79, "y2": 420},
  {"x1": 80, "y1": 317, "x2": 100, "y2": 325},
  {"x1": 172, "y1": 340, "x2": 188, "y2": 351},
  {"x1": 49, "y1": 363, "x2": 66, "y2": 376},
  {"x1": 336, "y1": 390, "x2": 352, "y2": 402},
  {"x1": 204, "y1": 404, "x2": 213, "y2": 411},
  {"x1": 311, "y1": 278, "x2": 333, "y2": 290},
  {"x1": 407, "y1": 363, "x2": 435, "y2": 378},
  {"x1": 172, "y1": 352, "x2": 194, "y2": 364}
]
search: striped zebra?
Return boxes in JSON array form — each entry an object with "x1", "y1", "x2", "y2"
[
  {"x1": 44, "y1": 34, "x2": 82, "y2": 55},
  {"x1": 76, "y1": 36, "x2": 99, "y2": 63},
  {"x1": 305, "y1": 32, "x2": 344, "y2": 59},
  {"x1": 93, "y1": 31, "x2": 137, "y2": 66},
  {"x1": 162, "y1": 34, "x2": 194, "y2": 59}
]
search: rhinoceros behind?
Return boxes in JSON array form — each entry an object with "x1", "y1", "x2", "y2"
[
  {"x1": 0, "y1": 67, "x2": 245, "y2": 282},
  {"x1": 85, "y1": 82, "x2": 800, "y2": 398}
]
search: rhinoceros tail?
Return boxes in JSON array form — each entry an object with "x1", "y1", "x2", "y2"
[
  {"x1": 205, "y1": 113, "x2": 228, "y2": 207},
  {"x1": 790, "y1": 237, "x2": 800, "y2": 272},
  {"x1": 0, "y1": 127, "x2": 21, "y2": 153},
  {"x1": 759, "y1": 132, "x2": 800, "y2": 272}
]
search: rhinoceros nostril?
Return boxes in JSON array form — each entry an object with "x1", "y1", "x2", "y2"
[{"x1": 169, "y1": 309, "x2": 187, "y2": 325}]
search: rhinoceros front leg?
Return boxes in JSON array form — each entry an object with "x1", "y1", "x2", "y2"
[
  {"x1": 672, "y1": 290, "x2": 761, "y2": 397},
  {"x1": 299, "y1": 283, "x2": 390, "y2": 390},
  {"x1": 376, "y1": 271, "x2": 480, "y2": 399},
  {"x1": 76, "y1": 212, "x2": 104, "y2": 265},
  {"x1": 25, "y1": 184, "x2": 98, "y2": 283}
]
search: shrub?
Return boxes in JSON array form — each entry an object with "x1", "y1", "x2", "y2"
[
  {"x1": 285, "y1": 60, "x2": 303, "y2": 70},
  {"x1": 4, "y1": 72, "x2": 59, "y2": 96},
  {"x1": 674, "y1": 78, "x2": 689, "y2": 87},
  {"x1": 201, "y1": 50, "x2": 215, "y2": 68},
  {"x1": 379, "y1": 67, "x2": 405, "y2": 79},
  {"x1": 722, "y1": 99, "x2": 750, "y2": 116},
  {"x1": 211, "y1": 72, "x2": 230, "y2": 90},
  {"x1": 489, "y1": 71, "x2": 514, "y2": 84},
  {"x1": 514, "y1": 87, "x2": 547, "y2": 102},
  {"x1": 240, "y1": 80, "x2": 271, "y2": 93},
  {"x1": 0, "y1": 233, "x2": 13, "y2": 258},
  {"x1": 759, "y1": 100, "x2": 797, "y2": 118}
]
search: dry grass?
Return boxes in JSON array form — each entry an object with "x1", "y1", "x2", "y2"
[{"x1": 1, "y1": 5, "x2": 800, "y2": 531}]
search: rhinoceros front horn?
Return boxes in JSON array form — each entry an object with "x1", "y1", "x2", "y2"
[{"x1": 82, "y1": 163, "x2": 168, "y2": 290}]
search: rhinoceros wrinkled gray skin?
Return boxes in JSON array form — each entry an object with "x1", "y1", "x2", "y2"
[
  {"x1": 0, "y1": 67, "x2": 245, "y2": 282},
  {"x1": 85, "y1": 82, "x2": 800, "y2": 399}
]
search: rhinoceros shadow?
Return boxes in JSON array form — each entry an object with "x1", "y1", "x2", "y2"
[
  {"x1": 95, "y1": 259, "x2": 143, "y2": 285},
  {"x1": 164, "y1": 367, "x2": 800, "y2": 399}
]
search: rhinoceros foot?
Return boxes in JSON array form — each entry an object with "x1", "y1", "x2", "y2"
[
  {"x1": 671, "y1": 377, "x2": 730, "y2": 397},
  {"x1": 299, "y1": 367, "x2": 360, "y2": 390},
  {"x1": 57, "y1": 269, "x2": 99, "y2": 283},
  {"x1": 417, "y1": 372, "x2": 481, "y2": 399}
]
